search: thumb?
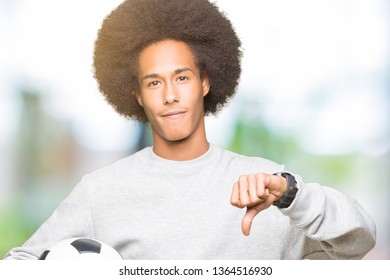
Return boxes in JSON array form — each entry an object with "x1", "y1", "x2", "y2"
[{"x1": 241, "y1": 206, "x2": 261, "y2": 236}]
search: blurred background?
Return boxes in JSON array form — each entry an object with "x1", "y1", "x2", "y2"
[{"x1": 0, "y1": 0, "x2": 389, "y2": 259}]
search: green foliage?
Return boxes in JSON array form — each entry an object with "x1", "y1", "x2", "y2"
[
  {"x1": 227, "y1": 115, "x2": 355, "y2": 189},
  {"x1": 0, "y1": 201, "x2": 37, "y2": 258},
  {"x1": 228, "y1": 116, "x2": 300, "y2": 163}
]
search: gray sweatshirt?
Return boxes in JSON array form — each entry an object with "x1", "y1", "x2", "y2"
[{"x1": 4, "y1": 144, "x2": 376, "y2": 259}]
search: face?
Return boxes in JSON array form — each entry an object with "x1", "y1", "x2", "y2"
[{"x1": 135, "y1": 39, "x2": 210, "y2": 144}]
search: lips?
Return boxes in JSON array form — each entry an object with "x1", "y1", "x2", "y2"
[{"x1": 161, "y1": 110, "x2": 186, "y2": 118}]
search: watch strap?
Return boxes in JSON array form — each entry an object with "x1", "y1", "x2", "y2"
[{"x1": 272, "y1": 172, "x2": 298, "y2": 208}]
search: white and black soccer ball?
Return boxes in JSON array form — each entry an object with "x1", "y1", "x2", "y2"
[{"x1": 38, "y1": 237, "x2": 123, "y2": 260}]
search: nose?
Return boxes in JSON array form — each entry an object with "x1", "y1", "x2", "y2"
[{"x1": 163, "y1": 82, "x2": 179, "y2": 104}]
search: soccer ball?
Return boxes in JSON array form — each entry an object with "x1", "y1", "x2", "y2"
[{"x1": 38, "y1": 237, "x2": 123, "y2": 260}]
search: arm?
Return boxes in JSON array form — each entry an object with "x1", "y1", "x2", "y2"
[
  {"x1": 230, "y1": 172, "x2": 376, "y2": 259},
  {"x1": 3, "y1": 176, "x2": 94, "y2": 260}
]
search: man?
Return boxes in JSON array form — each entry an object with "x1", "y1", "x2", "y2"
[{"x1": 4, "y1": 0, "x2": 375, "y2": 259}]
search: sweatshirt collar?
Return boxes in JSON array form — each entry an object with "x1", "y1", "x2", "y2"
[{"x1": 147, "y1": 143, "x2": 218, "y2": 171}]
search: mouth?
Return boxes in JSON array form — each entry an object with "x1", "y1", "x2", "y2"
[{"x1": 161, "y1": 110, "x2": 186, "y2": 118}]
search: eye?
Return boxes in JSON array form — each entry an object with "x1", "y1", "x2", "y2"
[
  {"x1": 177, "y1": 75, "x2": 189, "y2": 82},
  {"x1": 146, "y1": 80, "x2": 161, "y2": 87}
]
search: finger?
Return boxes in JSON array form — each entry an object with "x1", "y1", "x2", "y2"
[
  {"x1": 255, "y1": 173, "x2": 270, "y2": 199},
  {"x1": 247, "y1": 174, "x2": 260, "y2": 205},
  {"x1": 241, "y1": 206, "x2": 261, "y2": 236},
  {"x1": 241, "y1": 193, "x2": 278, "y2": 236},
  {"x1": 238, "y1": 175, "x2": 250, "y2": 206},
  {"x1": 230, "y1": 182, "x2": 244, "y2": 208}
]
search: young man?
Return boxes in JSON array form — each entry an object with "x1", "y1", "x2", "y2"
[{"x1": 4, "y1": 0, "x2": 376, "y2": 259}]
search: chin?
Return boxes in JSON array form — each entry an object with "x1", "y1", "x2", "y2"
[
  {"x1": 161, "y1": 130, "x2": 191, "y2": 143},
  {"x1": 165, "y1": 134, "x2": 189, "y2": 143},
  {"x1": 154, "y1": 124, "x2": 194, "y2": 143}
]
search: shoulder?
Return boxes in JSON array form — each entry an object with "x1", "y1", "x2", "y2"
[
  {"x1": 84, "y1": 147, "x2": 151, "y2": 183},
  {"x1": 216, "y1": 145, "x2": 285, "y2": 174}
]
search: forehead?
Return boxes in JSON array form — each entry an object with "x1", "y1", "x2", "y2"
[{"x1": 138, "y1": 40, "x2": 198, "y2": 77}]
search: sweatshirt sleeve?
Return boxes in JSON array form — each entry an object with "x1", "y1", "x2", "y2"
[
  {"x1": 280, "y1": 174, "x2": 376, "y2": 259},
  {"x1": 3, "y1": 176, "x2": 94, "y2": 260}
]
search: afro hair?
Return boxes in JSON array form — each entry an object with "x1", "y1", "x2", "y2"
[{"x1": 93, "y1": 0, "x2": 242, "y2": 123}]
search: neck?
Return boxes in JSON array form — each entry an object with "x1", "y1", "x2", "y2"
[{"x1": 152, "y1": 129, "x2": 209, "y2": 161}]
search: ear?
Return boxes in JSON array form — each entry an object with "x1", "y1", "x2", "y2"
[
  {"x1": 202, "y1": 77, "x2": 210, "y2": 97},
  {"x1": 133, "y1": 91, "x2": 143, "y2": 107}
]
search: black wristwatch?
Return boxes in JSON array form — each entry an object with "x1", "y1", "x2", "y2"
[{"x1": 272, "y1": 172, "x2": 298, "y2": 208}]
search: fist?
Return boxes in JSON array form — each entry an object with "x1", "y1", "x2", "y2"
[{"x1": 230, "y1": 173, "x2": 287, "y2": 236}]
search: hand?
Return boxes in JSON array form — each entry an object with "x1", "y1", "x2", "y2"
[{"x1": 230, "y1": 173, "x2": 287, "y2": 236}]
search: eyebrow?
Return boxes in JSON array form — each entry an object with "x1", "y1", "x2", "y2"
[{"x1": 141, "y1": 67, "x2": 194, "y2": 81}]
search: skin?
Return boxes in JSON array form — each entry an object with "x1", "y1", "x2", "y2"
[
  {"x1": 135, "y1": 39, "x2": 287, "y2": 236},
  {"x1": 135, "y1": 40, "x2": 210, "y2": 160}
]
